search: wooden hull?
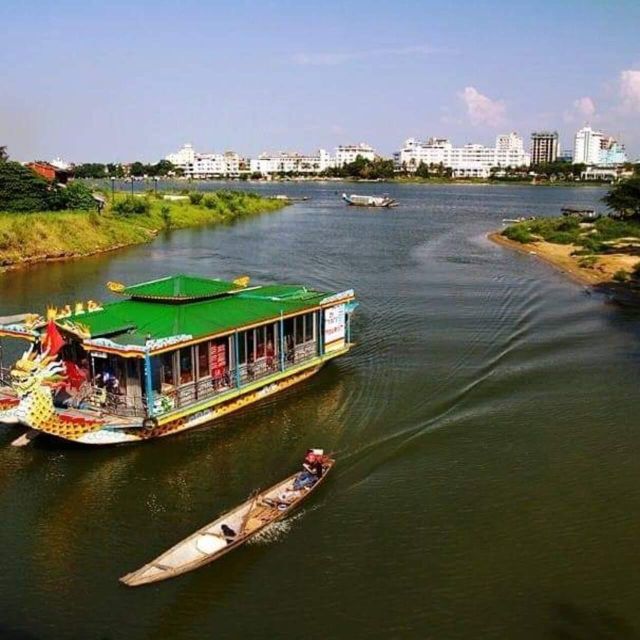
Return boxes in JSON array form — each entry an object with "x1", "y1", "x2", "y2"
[{"x1": 120, "y1": 459, "x2": 335, "y2": 586}]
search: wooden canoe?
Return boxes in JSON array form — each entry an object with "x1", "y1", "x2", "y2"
[{"x1": 120, "y1": 458, "x2": 335, "y2": 587}]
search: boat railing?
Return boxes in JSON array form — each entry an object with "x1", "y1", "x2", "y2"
[
  {"x1": 82, "y1": 385, "x2": 148, "y2": 418},
  {"x1": 153, "y1": 342, "x2": 321, "y2": 414}
]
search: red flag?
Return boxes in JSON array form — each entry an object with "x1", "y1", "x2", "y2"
[{"x1": 42, "y1": 319, "x2": 65, "y2": 356}]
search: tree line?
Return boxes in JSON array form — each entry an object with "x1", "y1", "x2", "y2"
[{"x1": 74, "y1": 159, "x2": 178, "y2": 179}]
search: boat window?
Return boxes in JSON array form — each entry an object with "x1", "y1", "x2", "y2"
[
  {"x1": 238, "y1": 332, "x2": 246, "y2": 365},
  {"x1": 255, "y1": 325, "x2": 266, "y2": 358},
  {"x1": 160, "y1": 352, "x2": 174, "y2": 387},
  {"x1": 179, "y1": 347, "x2": 194, "y2": 385},
  {"x1": 266, "y1": 323, "x2": 276, "y2": 356},
  {"x1": 283, "y1": 317, "x2": 294, "y2": 354},
  {"x1": 211, "y1": 338, "x2": 228, "y2": 380},
  {"x1": 246, "y1": 330, "x2": 255, "y2": 363},
  {"x1": 198, "y1": 342, "x2": 210, "y2": 379},
  {"x1": 295, "y1": 315, "x2": 304, "y2": 345},
  {"x1": 304, "y1": 313, "x2": 314, "y2": 342}
]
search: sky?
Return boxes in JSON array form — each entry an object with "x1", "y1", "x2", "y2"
[{"x1": 1, "y1": 0, "x2": 639, "y2": 162}]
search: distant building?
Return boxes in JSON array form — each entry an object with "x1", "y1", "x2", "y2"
[
  {"x1": 334, "y1": 143, "x2": 376, "y2": 166},
  {"x1": 599, "y1": 136, "x2": 628, "y2": 166},
  {"x1": 573, "y1": 128, "x2": 628, "y2": 166},
  {"x1": 394, "y1": 133, "x2": 529, "y2": 178},
  {"x1": 573, "y1": 126, "x2": 603, "y2": 165},
  {"x1": 249, "y1": 150, "x2": 333, "y2": 175},
  {"x1": 50, "y1": 157, "x2": 71, "y2": 170},
  {"x1": 530, "y1": 131, "x2": 559, "y2": 165},
  {"x1": 558, "y1": 149, "x2": 573, "y2": 163},
  {"x1": 581, "y1": 166, "x2": 633, "y2": 181},
  {"x1": 165, "y1": 144, "x2": 243, "y2": 177},
  {"x1": 26, "y1": 161, "x2": 72, "y2": 184}
]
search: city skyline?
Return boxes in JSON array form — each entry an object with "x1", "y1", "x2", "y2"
[{"x1": 1, "y1": 0, "x2": 639, "y2": 161}]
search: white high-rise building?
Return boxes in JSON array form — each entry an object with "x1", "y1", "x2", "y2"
[
  {"x1": 394, "y1": 133, "x2": 529, "y2": 177},
  {"x1": 334, "y1": 143, "x2": 376, "y2": 166},
  {"x1": 249, "y1": 149, "x2": 333, "y2": 175},
  {"x1": 166, "y1": 143, "x2": 196, "y2": 167},
  {"x1": 165, "y1": 144, "x2": 243, "y2": 177},
  {"x1": 573, "y1": 127, "x2": 603, "y2": 165}
]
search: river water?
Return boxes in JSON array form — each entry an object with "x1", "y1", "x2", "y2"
[{"x1": 1, "y1": 183, "x2": 639, "y2": 640}]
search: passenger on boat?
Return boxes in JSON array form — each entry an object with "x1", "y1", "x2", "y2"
[
  {"x1": 293, "y1": 449, "x2": 324, "y2": 490},
  {"x1": 95, "y1": 371, "x2": 121, "y2": 395},
  {"x1": 266, "y1": 340, "x2": 275, "y2": 370}
]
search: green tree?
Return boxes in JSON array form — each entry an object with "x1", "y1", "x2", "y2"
[
  {"x1": 0, "y1": 146, "x2": 8, "y2": 162},
  {"x1": 56, "y1": 181, "x2": 97, "y2": 210},
  {"x1": 129, "y1": 162, "x2": 146, "y2": 177},
  {"x1": 603, "y1": 177, "x2": 640, "y2": 219},
  {"x1": 152, "y1": 159, "x2": 174, "y2": 176},
  {"x1": 0, "y1": 162, "x2": 52, "y2": 211},
  {"x1": 74, "y1": 163, "x2": 107, "y2": 179},
  {"x1": 106, "y1": 163, "x2": 125, "y2": 178},
  {"x1": 415, "y1": 161, "x2": 430, "y2": 179}
]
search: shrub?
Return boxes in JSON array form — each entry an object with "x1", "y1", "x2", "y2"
[
  {"x1": 613, "y1": 269, "x2": 630, "y2": 282},
  {"x1": 160, "y1": 205, "x2": 171, "y2": 228},
  {"x1": 188, "y1": 192, "x2": 203, "y2": 205},
  {"x1": 545, "y1": 231, "x2": 577, "y2": 245},
  {"x1": 503, "y1": 225, "x2": 533, "y2": 243},
  {"x1": 56, "y1": 181, "x2": 96, "y2": 210},
  {"x1": 0, "y1": 162, "x2": 51, "y2": 212},
  {"x1": 578, "y1": 256, "x2": 598, "y2": 269},
  {"x1": 202, "y1": 195, "x2": 220, "y2": 210},
  {"x1": 577, "y1": 236, "x2": 606, "y2": 253},
  {"x1": 112, "y1": 197, "x2": 150, "y2": 216}
]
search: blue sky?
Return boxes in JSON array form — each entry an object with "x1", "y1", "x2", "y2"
[{"x1": 1, "y1": 0, "x2": 639, "y2": 162}]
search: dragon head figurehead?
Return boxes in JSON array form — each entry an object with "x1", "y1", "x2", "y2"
[{"x1": 10, "y1": 345, "x2": 66, "y2": 398}]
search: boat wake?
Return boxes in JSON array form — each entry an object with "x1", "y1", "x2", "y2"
[{"x1": 248, "y1": 504, "x2": 322, "y2": 546}]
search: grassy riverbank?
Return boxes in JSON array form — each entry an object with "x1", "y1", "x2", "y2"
[
  {"x1": 0, "y1": 191, "x2": 286, "y2": 269},
  {"x1": 491, "y1": 216, "x2": 640, "y2": 291}
]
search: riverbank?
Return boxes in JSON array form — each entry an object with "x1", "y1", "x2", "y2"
[
  {"x1": 0, "y1": 191, "x2": 286, "y2": 270},
  {"x1": 489, "y1": 221, "x2": 640, "y2": 304}
]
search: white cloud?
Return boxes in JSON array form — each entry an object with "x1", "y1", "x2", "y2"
[
  {"x1": 563, "y1": 96, "x2": 596, "y2": 124},
  {"x1": 574, "y1": 96, "x2": 596, "y2": 119},
  {"x1": 292, "y1": 45, "x2": 436, "y2": 66},
  {"x1": 620, "y1": 69, "x2": 640, "y2": 112},
  {"x1": 459, "y1": 87, "x2": 506, "y2": 127}
]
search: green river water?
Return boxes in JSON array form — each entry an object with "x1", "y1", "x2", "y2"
[{"x1": 1, "y1": 183, "x2": 639, "y2": 640}]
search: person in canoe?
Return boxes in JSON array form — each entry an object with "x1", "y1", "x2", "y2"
[{"x1": 294, "y1": 449, "x2": 325, "y2": 490}]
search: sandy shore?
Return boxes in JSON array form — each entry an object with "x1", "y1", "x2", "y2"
[{"x1": 488, "y1": 231, "x2": 640, "y2": 286}]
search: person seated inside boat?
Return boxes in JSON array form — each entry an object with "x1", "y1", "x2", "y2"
[
  {"x1": 94, "y1": 371, "x2": 121, "y2": 395},
  {"x1": 293, "y1": 449, "x2": 324, "y2": 490},
  {"x1": 220, "y1": 524, "x2": 237, "y2": 544}
]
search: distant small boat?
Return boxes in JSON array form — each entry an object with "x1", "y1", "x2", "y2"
[
  {"x1": 120, "y1": 455, "x2": 335, "y2": 587},
  {"x1": 342, "y1": 193, "x2": 398, "y2": 208}
]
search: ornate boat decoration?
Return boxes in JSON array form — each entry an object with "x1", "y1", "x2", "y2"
[{"x1": 0, "y1": 274, "x2": 357, "y2": 446}]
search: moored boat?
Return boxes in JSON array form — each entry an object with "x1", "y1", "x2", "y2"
[
  {"x1": 0, "y1": 275, "x2": 357, "y2": 446},
  {"x1": 120, "y1": 453, "x2": 335, "y2": 586},
  {"x1": 342, "y1": 193, "x2": 398, "y2": 208}
]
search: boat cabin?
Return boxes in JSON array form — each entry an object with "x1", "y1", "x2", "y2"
[{"x1": 0, "y1": 275, "x2": 356, "y2": 423}]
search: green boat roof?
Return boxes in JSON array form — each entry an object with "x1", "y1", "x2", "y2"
[
  {"x1": 116, "y1": 274, "x2": 243, "y2": 301},
  {"x1": 55, "y1": 275, "x2": 349, "y2": 350}
]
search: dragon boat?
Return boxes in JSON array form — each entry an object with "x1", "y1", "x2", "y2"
[{"x1": 0, "y1": 275, "x2": 356, "y2": 446}]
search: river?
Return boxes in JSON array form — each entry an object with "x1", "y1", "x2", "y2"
[{"x1": 1, "y1": 182, "x2": 639, "y2": 640}]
